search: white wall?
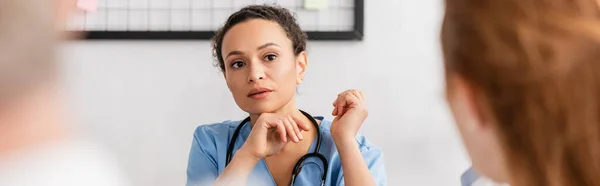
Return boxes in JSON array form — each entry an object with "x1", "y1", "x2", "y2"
[{"x1": 61, "y1": 0, "x2": 470, "y2": 185}]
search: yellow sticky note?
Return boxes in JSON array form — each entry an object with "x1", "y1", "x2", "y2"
[{"x1": 304, "y1": 0, "x2": 328, "y2": 10}]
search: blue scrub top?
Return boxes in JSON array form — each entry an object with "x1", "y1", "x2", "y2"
[
  {"x1": 186, "y1": 117, "x2": 387, "y2": 186},
  {"x1": 461, "y1": 167, "x2": 479, "y2": 186}
]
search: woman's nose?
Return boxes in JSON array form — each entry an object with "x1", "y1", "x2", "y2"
[{"x1": 247, "y1": 63, "x2": 266, "y2": 83}]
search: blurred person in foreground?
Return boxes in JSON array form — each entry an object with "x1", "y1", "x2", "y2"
[
  {"x1": 441, "y1": 0, "x2": 600, "y2": 185},
  {"x1": 0, "y1": 0, "x2": 129, "y2": 185}
]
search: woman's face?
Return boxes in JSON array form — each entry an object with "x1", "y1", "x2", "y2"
[
  {"x1": 220, "y1": 19, "x2": 307, "y2": 115},
  {"x1": 55, "y1": 0, "x2": 77, "y2": 28}
]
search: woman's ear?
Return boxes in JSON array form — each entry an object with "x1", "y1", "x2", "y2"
[
  {"x1": 447, "y1": 74, "x2": 490, "y2": 131},
  {"x1": 296, "y1": 51, "x2": 308, "y2": 85}
]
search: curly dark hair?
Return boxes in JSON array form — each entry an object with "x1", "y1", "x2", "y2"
[{"x1": 211, "y1": 4, "x2": 308, "y2": 72}]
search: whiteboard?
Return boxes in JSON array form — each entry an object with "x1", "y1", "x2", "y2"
[{"x1": 69, "y1": 0, "x2": 364, "y2": 40}]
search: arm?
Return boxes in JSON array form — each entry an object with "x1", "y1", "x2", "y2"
[
  {"x1": 334, "y1": 136, "x2": 377, "y2": 186},
  {"x1": 213, "y1": 148, "x2": 259, "y2": 186},
  {"x1": 330, "y1": 90, "x2": 386, "y2": 186},
  {"x1": 186, "y1": 126, "x2": 262, "y2": 186}
]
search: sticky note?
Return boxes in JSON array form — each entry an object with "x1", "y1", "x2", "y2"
[
  {"x1": 304, "y1": 0, "x2": 328, "y2": 10},
  {"x1": 77, "y1": 0, "x2": 98, "y2": 12}
]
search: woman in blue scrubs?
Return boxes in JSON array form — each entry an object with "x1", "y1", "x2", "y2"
[{"x1": 186, "y1": 5, "x2": 386, "y2": 186}]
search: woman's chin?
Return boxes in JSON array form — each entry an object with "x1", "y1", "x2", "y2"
[{"x1": 241, "y1": 105, "x2": 280, "y2": 115}]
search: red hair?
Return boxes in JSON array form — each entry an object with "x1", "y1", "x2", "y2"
[{"x1": 442, "y1": 0, "x2": 600, "y2": 185}]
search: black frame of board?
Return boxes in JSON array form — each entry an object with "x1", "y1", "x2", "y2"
[{"x1": 82, "y1": 0, "x2": 364, "y2": 41}]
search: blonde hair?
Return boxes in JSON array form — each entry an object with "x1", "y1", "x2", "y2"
[
  {"x1": 442, "y1": 0, "x2": 600, "y2": 185},
  {"x1": 0, "y1": 0, "x2": 58, "y2": 104}
]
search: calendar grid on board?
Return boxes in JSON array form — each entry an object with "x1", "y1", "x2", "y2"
[{"x1": 68, "y1": 0, "x2": 356, "y2": 32}]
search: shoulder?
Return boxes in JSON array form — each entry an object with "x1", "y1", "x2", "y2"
[
  {"x1": 188, "y1": 120, "x2": 244, "y2": 168},
  {"x1": 0, "y1": 140, "x2": 131, "y2": 186},
  {"x1": 319, "y1": 119, "x2": 382, "y2": 153},
  {"x1": 193, "y1": 120, "x2": 238, "y2": 136},
  {"x1": 190, "y1": 120, "x2": 243, "y2": 154},
  {"x1": 192, "y1": 120, "x2": 244, "y2": 141}
]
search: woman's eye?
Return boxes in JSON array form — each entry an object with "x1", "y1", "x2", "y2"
[
  {"x1": 264, "y1": 54, "x2": 277, "y2": 61},
  {"x1": 231, "y1": 61, "x2": 245, "y2": 69}
]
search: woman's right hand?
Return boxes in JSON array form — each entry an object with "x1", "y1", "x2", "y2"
[{"x1": 239, "y1": 113, "x2": 311, "y2": 159}]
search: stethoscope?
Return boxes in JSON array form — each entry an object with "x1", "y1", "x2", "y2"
[{"x1": 225, "y1": 110, "x2": 329, "y2": 186}]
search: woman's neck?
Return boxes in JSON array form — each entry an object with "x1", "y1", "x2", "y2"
[{"x1": 249, "y1": 100, "x2": 301, "y2": 127}]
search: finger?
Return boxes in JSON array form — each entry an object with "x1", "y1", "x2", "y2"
[
  {"x1": 350, "y1": 90, "x2": 361, "y2": 100},
  {"x1": 336, "y1": 96, "x2": 347, "y2": 116},
  {"x1": 332, "y1": 106, "x2": 338, "y2": 116},
  {"x1": 335, "y1": 93, "x2": 345, "y2": 116},
  {"x1": 337, "y1": 104, "x2": 345, "y2": 116},
  {"x1": 272, "y1": 120, "x2": 287, "y2": 142},
  {"x1": 283, "y1": 118, "x2": 299, "y2": 142},
  {"x1": 345, "y1": 92, "x2": 361, "y2": 108},
  {"x1": 292, "y1": 115, "x2": 311, "y2": 131},
  {"x1": 288, "y1": 116, "x2": 303, "y2": 140},
  {"x1": 333, "y1": 96, "x2": 341, "y2": 116},
  {"x1": 358, "y1": 91, "x2": 366, "y2": 106},
  {"x1": 353, "y1": 90, "x2": 365, "y2": 102},
  {"x1": 339, "y1": 93, "x2": 360, "y2": 116}
]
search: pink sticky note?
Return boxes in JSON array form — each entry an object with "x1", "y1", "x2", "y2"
[{"x1": 77, "y1": 0, "x2": 98, "y2": 12}]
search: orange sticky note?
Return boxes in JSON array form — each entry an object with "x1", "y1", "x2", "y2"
[{"x1": 77, "y1": 0, "x2": 98, "y2": 12}]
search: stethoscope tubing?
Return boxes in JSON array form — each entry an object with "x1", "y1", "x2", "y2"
[{"x1": 225, "y1": 110, "x2": 327, "y2": 185}]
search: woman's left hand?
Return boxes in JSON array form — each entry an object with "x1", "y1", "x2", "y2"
[{"x1": 330, "y1": 89, "x2": 368, "y2": 141}]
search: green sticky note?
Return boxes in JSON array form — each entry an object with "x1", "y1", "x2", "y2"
[{"x1": 304, "y1": 0, "x2": 328, "y2": 10}]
